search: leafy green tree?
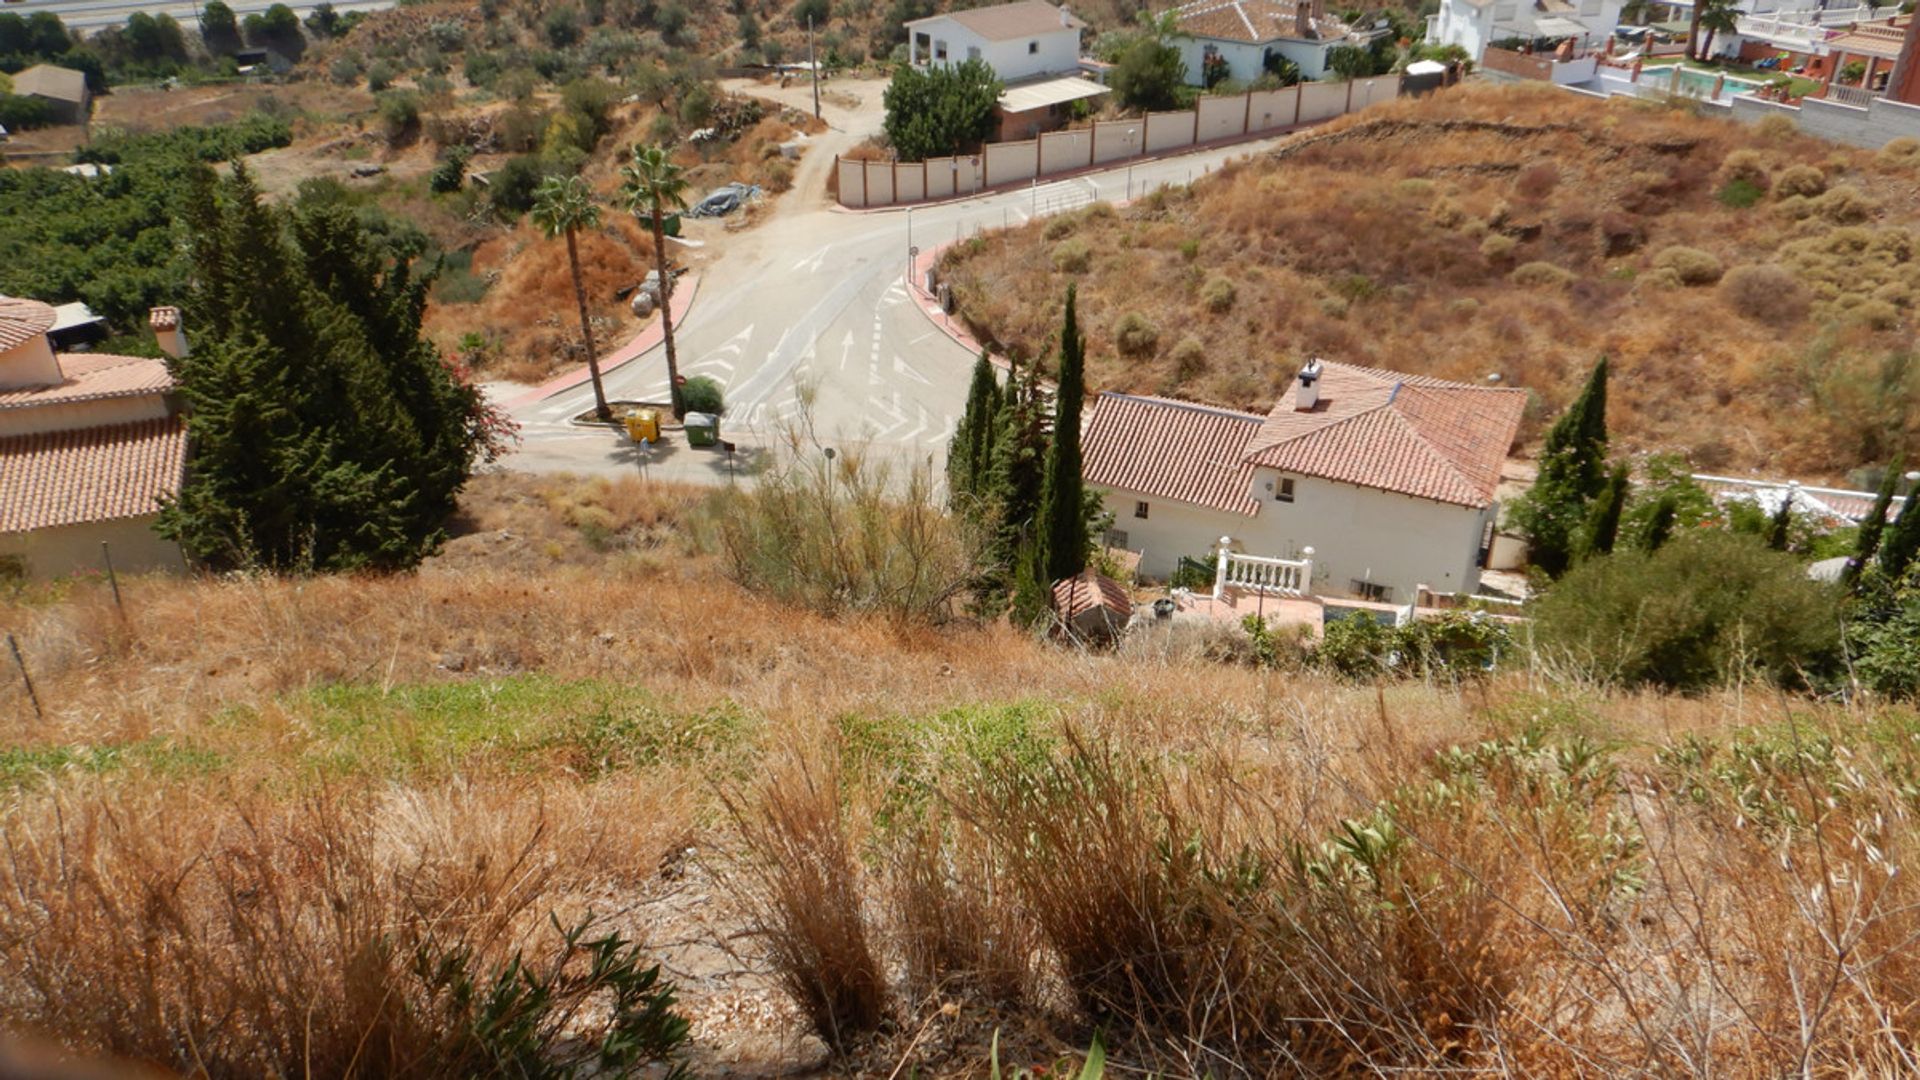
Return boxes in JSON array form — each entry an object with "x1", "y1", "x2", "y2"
[
  {"x1": 948, "y1": 350, "x2": 999, "y2": 512},
  {"x1": 0, "y1": 94, "x2": 55, "y2": 130},
  {"x1": 792, "y1": 0, "x2": 830, "y2": 27},
  {"x1": 882, "y1": 58, "x2": 1002, "y2": 163},
  {"x1": 531, "y1": 173, "x2": 612, "y2": 422},
  {"x1": 304, "y1": 1, "x2": 342, "y2": 38},
  {"x1": 1510, "y1": 357, "x2": 1609, "y2": 576},
  {"x1": 620, "y1": 144, "x2": 691, "y2": 418},
  {"x1": 157, "y1": 166, "x2": 503, "y2": 571},
  {"x1": 1110, "y1": 37, "x2": 1185, "y2": 111},
  {"x1": 1844, "y1": 457, "x2": 1902, "y2": 588},
  {"x1": 985, "y1": 352, "x2": 1050, "y2": 618},
  {"x1": 1767, "y1": 488, "x2": 1794, "y2": 551},
  {"x1": 1643, "y1": 495, "x2": 1678, "y2": 552},
  {"x1": 0, "y1": 13, "x2": 29, "y2": 56},
  {"x1": 1695, "y1": 0, "x2": 1739, "y2": 57},
  {"x1": 1326, "y1": 43, "x2": 1377, "y2": 80},
  {"x1": 27, "y1": 11, "x2": 70, "y2": 56},
  {"x1": 1035, "y1": 285, "x2": 1089, "y2": 584},
  {"x1": 429, "y1": 144, "x2": 472, "y2": 192},
  {"x1": 1579, "y1": 461, "x2": 1630, "y2": 560},
  {"x1": 124, "y1": 11, "x2": 188, "y2": 62},
  {"x1": 1878, "y1": 485, "x2": 1920, "y2": 583},
  {"x1": 200, "y1": 0, "x2": 241, "y2": 53}
]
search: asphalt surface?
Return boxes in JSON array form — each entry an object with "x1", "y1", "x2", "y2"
[
  {"x1": 500, "y1": 78, "x2": 1305, "y2": 485},
  {"x1": 26, "y1": 0, "x2": 394, "y2": 32}
]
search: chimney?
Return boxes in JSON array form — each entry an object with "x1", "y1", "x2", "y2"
[
  {"x1": 1060, "y1": 4, "x2": 1070, "y2": 26},
  {"x1": 1294, "y1": 358, "x2": 1323, "y2": 412},
  {"x1": 1297, "y1": 0, "x2": 1313, "y2": 38},
  {"x1": 149, "y1": 306, "x2": 188, "y2": 360}
]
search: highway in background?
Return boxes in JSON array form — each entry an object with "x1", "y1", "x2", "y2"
[{"x1": 13, "y1": 0, "x2": 394, "y2": 33}]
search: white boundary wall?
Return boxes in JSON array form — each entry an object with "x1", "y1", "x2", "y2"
[{"x1": 835, "y1": 74, "x2": 1401, "y2": 208}]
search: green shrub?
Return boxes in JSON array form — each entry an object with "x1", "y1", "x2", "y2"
[
  {"x1": 365, "y1": 58, "x2": 398, "y2": 91},
  {"x1": 1528, "y1": 531, "x2": 1842, "y2": 691},
  {"x1": 376, "y1": 90, "x2": 422, "y2": 143},
  {"x1": 1480, "y1": 233, "x2": 1517, "y2": 261},
  {"x1": 1112, "y1": 311, "x2": 1159, "y2": 357},
  {"x1": 681, "y1": 375, "x2": 725, "y2": 415},
  {"x1": 1170, "y1": 335, "x2": 1206, "y2": 380},
  {"x1": 1717, "y1": 178, "x2": 1764, "y2": 208},
  {"x1": 1651, "y1": 245, "x2": 1724, "y2": 285},
  {"x1": 430, "y1": 144, "x2": 471, "y2": 193},
  {"x1": 1718, "y1": 148, "x2": 1769, "y2": 189},
  {"x1": 1051, "y1": 238, "x2": 1090, "y2": 273}
]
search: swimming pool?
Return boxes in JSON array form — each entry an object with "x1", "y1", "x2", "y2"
[{"x1": 1646, "y1": 64, "x2": 1763, "y2": 98}]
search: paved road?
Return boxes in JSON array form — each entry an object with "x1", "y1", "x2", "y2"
[
  {"x1": 24, "y1": 0, "x2": 394, "y2": 33},
  {"x1": 502, "y1": 79, "x2": 1302, "y2": 485}
]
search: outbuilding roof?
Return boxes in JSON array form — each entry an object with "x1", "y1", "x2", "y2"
[
  {"x1": 907, "y1": 0, "x2": 1086, "y2": 41},
  {"x1": 12, "y1": 64, "x2": 88, "y2": 105},
  {"x1": 1170, "y1": 0, "x2": 1352, "y2": 44},
  {"x1": 1051, "y1": 569, "x2": 1133, "y2": 620},
  {"x1": 0, "y1": 417, "x2": 188, "y2": 533},
  {"x1": 0, "y1": 297, "x2": 58, "y2": 351}
]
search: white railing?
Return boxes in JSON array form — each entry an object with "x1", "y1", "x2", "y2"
[
  {"x1": 1213, "y1": 545, "x2": 1315, "y2": 600},
  {"x1": 1735, "y1": 7, "x2": 1877, "y2": 49}
]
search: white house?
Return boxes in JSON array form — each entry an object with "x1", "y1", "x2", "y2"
[
  {"x1": 0, "y1": 298, "x2": 189, "y2": 580},
  {"x1": 1167, "y1": 0, "x2": 1371, "y2": 83},
  {"x1": 1427, "y1": 0, "x2": 1624, "y2": 62},
  {"x1": 1081, "y1": 360, "x2": 1527, "y2": 602},
  {"x1": 905, "y1": 0, "x2": 1086, "y2": 82}
]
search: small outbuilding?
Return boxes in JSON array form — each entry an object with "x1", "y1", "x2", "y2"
[
  {"x1": 11, "y1": 64, "x2": 90, "y2": 126},
  {"x1": 1050, "y1": 569, "x2": 1133, "y2": 643}
]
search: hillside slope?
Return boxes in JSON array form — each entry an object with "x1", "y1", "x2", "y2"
[{"x1": 941, "y1": 83, "x2": 1920, "y2": 482}]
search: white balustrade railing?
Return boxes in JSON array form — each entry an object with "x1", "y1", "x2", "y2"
[{"x1": 1213, "y1": 545, "x2": 1315, "y2": 600}]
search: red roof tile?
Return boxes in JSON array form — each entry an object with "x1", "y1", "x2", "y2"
[
  {"x1": 0, "y1": 353, "x2": 174, "y2": 411},
  {"x1": 1172, "y1": 0, "x2": 1352, "y2": 43},
  {"x1": 1083, "y1": 392, "x2": 1263, "y2": 515},
  {"x1": 0, "y1": 417, "x2": 188, "y2": 532},
  {"x1": 1244, "y1": 362, "x2": 1525, "y2": 507},
  {"x1": 0, "y1": 297, "x2": 58, "y2": 352}
]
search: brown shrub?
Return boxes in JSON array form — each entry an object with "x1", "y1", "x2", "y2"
[
  {"x1": 1652, "y1": 245, "x2": 1725, "y2": 285},
  {"x1": 1774, "y1": 163, "x2": 1828, "y2": 198},
  {"x1": 1113, "y1": 310, "x2": 1160, "y2": 356},
  {"x1": 1718, "y1": 147, "x2": 1770, "y2": 189},
  {"x1": 1510, "y1": 261, "x2": 1576, "y2": 288},
  {"x1": 1719, "y1": 263, "x2": 1808, "y2": 324}
]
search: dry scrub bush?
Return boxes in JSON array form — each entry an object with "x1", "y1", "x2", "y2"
[
  {"x1": 0, "y1": 782, "x2": 689, "y2": 1077},
  {"x1": 1774, "y1": 163, "x2": 1828, "y2": 198},
  {"x1": 1510, "y1": 260, "x2": 1575, "y2": 288},
  {"x1": 1878, "y1": 135, "x2": 1920, "y2": 169},
  {"x1": 1051, "y1": 238, "x2": 1090, "y2": 273},
  {"x1": 1112, "y1": 310, "x2": 1160, "y2": 357},
  {"x1": 722, "y1": 746, "x2": 887, "y2": 1052},
  {"x1": 1170, "y1": 335, "x2": 1207, "y2": 380},
  {"x1": 1480, "y1": 232, "x2": 1517, "y2": 262},
  {"x1": 1652, "y1": 245, "x2": 1725, "y2": 285},
  {"x1": 1755, "y1": 112, "x2": 1798, "y2": 142},
  {"x1": 1815, "y1": 185, "x2": 1876, "y2": 224},
  {"x1": 1720, "y1": 263, "x2": 1808, "y2": 324},
  {"x1": 1719, "y1": 148, "x2": 1770, "y2": 189},
  {"x1": 1199, "y1": 274, "x2": 1235, "y2": 313}
]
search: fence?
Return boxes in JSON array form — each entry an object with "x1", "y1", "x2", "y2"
[
  {"x1": 835, "y1": 74, "x2": 1402, "y2": 209},
  {"x1": 1213, "y1": 548, "x2": 1314, "y2": 600}
]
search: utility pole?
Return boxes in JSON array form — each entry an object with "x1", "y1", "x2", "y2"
[{"x1": 808, "y1": 14, "x2": 821, "y2": 120}]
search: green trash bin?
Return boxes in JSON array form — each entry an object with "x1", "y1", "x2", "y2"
[{"x1": 684, "y1": 411, "x2": 719, "y2": 448}]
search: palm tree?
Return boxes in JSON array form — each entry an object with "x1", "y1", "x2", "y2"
[
  {"x1": 1697, "y1": 0, "x2": 1740, "y2": 63},
  {"x1": 530, "y1": 173, "x2": 613, "y2": 422},
  {"x1": 619, "y1": 144, "x2": 692, "y2": 419}
]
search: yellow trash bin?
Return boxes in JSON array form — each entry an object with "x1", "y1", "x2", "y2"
[{"x1": 624, "y1": 409, "x2": 661, "y2": 443}]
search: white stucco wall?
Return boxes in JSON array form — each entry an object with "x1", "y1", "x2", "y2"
[
  {"x1": 1431, "y1": 0, "x2": 1493, "y2": 61},
  {"x1": 1095, "y1": 472, "x2": 1495, "y2": 599},
  {"x1": 1179, "y1": 36, "x2": 1337, "y2": 84},
  {"x1": 1, "y1": 514, "x2": 183, "y2": 580},
  {"x1": 907, "y1": 18, "x2": 1080, "y2": 83},
  {"x1": 0, "y1": 394, "x2": 172, "y2": 437}
]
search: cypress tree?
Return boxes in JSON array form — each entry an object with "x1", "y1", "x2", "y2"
[
  {"x1": 1034, "y1": 284, "x2": 1089, "y2": 584},
  {"x1": 947, "y1": 349, "x2": 998, "y2": 511},
  {"x1": 1845, "y1": 457, "x2": 1902, "y2": 588},
  {"x1": 1643, "y1": 494, "x2": 1678, "y2": 553},
  {"x1": 1579, "y1": 461, "x2": 1630, "y2": 559},
  {"x1": 1511, "y1": 357, "x2": 1610, "y2": 576},
  {"x1": 984, "y1": 351, "x2": 1049, "y2": 579},
  {"x1": 1767, "y1": 488, "x2": 1794, "y2": 552},
  {"x1": 1879, "y1": 486, "x2": 1920, "y2": 584}
]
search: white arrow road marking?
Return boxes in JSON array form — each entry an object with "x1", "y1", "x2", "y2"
[
  {"x1": 689, "y1": 323, "x2": 754, "y2": 376},
  {"x1": 892, "y1": 354, "x2": 932, "y2": 387},
  {"x1": 840, "y1": 329, "x2": 856, "y2": 372},
  {"x1": 790, "y1": 245, "x2": 831, "y2": 273},
  {"x1": 867, "y1": 392, "x2": 908, "y2": 438}
]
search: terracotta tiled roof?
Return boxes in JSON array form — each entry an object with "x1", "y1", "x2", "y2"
[
  {"x1": 911, "y1": 0, "x2": 1085, "y2": 41},
  {"x1": 1051, "y1": 569, "x2": 1132, "y2": 619},
  {"x1": 1244, "y1": 362, "x2": 1525, "y2": 507},
  {"x1": 0, "y1": 297, "x2": 57, "y2": 351},
  {"x1": 1172, "y1": 0, "x2": 1352, "y2": 43},
  {"x1": 0, "y1": 354, "x2": 175, "y2": 411},
  {"x1": 1083, "y1": 392, "x2": 1263, "y2": 515},
  {"x1": 1694, "y1": 475, "x2": 1908, "y2": 526},
  {"x1": 0, "y1": 417, "x2": 188, "y2": 533}
]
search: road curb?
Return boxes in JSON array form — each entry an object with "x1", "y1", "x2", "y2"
[{"x1": 502, "y1": 272, "x2": 703, "y2": 409}]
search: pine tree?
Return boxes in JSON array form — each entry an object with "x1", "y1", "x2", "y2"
[
  {"x1": 947, "y1": 350, "x2": 998, "y2": 511},
  {"x1": 1579, "y1": 461, "x2": 1630, "y2": 559},
  {"x1": 1643, "y1": 494, "x2": 1678, "y2": 553},
  {"x1": 157, "y1": 166, "x2": 496, "y2": 572},
  {"x1": 1034, "y1": 284, "x2": 1089, "y2": 585},
  {"x1": 1879, "y1": 487, "x2": 1920, "y2": 584},
  {"x1": 1511, "y1": 357, "x2": 1610, "y2": 576},
  {"x1": 1845, "y1": 457, "x2": 1903, "y2": 589},
  {"x1": 1767, "y1": 488, "x2": 1794, "y2": 552}
]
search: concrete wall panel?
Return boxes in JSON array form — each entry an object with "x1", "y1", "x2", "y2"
[
  {"x1": 1092, "y1": 118, "x2": 1144, "y2": 163},
  {"x1": 863, "y1": 160, "x2": 895, "y2": 206},
  {"x1": 1144, "y1": 109, "x2": 1197, "y2": 153},
  {"x1": 1039, "y1": 128, "x2": 1091, "y2": 173},
  {"x1": 1297, "y1": 80, "x2": 1347, "y2": 123},
  {"x1": 985, "y1": 139, "x2": 1038, "y2": 187},
  {"x1": 894, "y1": 165, "x2": 925, "y2": 203},
  {"x1": 1196, "y1": 94, "x2": 1246, "y2": 142},
  {"x1": 837, "y1": 157, "x2": 867, "y2": 208},
  {"x1": 923, "y1": 156, "x2": 956, "y2": 200},
  {"x1": 1246, "y1": 87, "x2": 1297, "y2": 132}
]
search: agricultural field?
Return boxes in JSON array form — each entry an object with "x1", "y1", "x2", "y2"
[{"x1": 941, "y1": 83, "x2": 1920, "y2": 483}]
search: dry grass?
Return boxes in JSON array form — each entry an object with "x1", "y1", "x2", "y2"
[
  {"x1": 942, "y1": 83, "x2": 1920, "y2": 480},
  {"x1": 5, "y1": 470, "x2": 1918, "y2": 1073}
]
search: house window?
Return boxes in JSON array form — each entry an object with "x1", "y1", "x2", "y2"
[
  {"x1": 1105, "y1": 528, "x2": 1130, "y2": 549},
  {"x1": 1351, "y1": 580, "x2": 1393, "y2": 603},
  {"x1": 967, "y1": 45, "x2": 981, "y2": 61},
  {"x1": 1134, "y1": 500, "x2": 1150, "y2": 519},
  {"x1": 1494, "y1": 2, "x2": 1516, "y2": 18},
  {"x1": 1276, "y1": 477, "x2": 1295, "y2": 503},
  {"x1": 1579, "y1": 0, "x2": 1599, "y2": 13},
  {"x1": 1028, "y1": 40, "x2": 1040, "y2": 54},
  {"x1": 914, "y1": 32, "x2": 930, "y2": 59},
  {"x1": 934, "y1": 38, "x2": 948, "y2": 60}
]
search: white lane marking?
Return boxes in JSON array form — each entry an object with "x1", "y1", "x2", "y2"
[{"x1": 892, "y1": 354, "x2": 932, "y2": 387}]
